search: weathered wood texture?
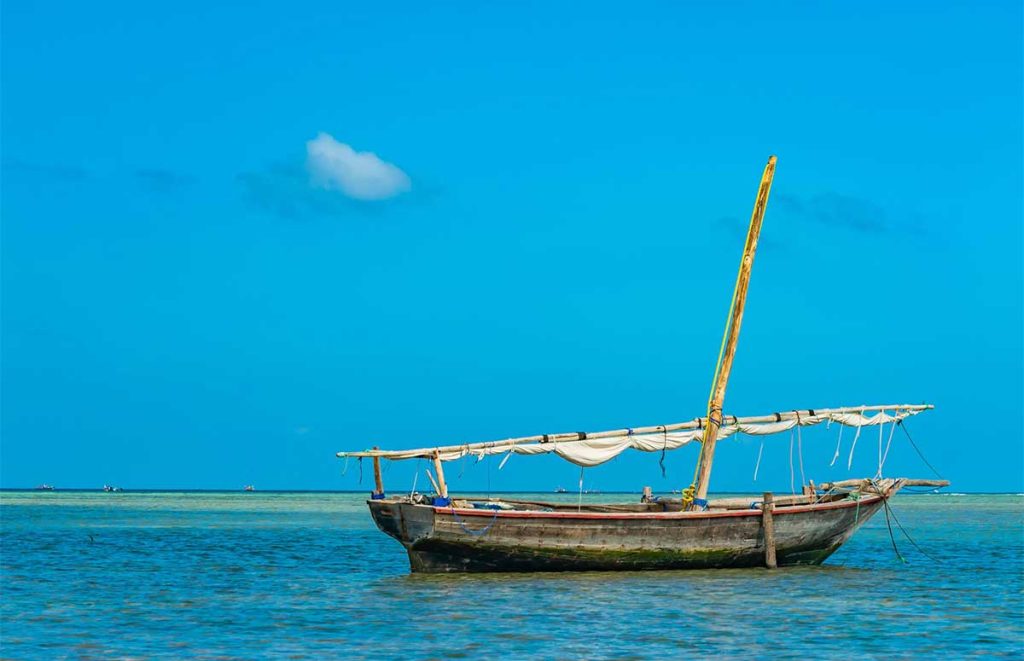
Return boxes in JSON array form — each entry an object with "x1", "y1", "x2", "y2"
[
  {"x1": 431, "y1": 451, "x2": 448, "y2": 498},
  {"x1": 762, "y1": 492, "x2": 777, "y2": 569},
  {"x1": 694, "y1": 156, "x2": 777, "y2": 502},
  {"x1": 367, "y1": 491, "x2": 885, "y2": 573},
  {"x1": 372, "y1": 446, "x2": 384, "y2": 495}
]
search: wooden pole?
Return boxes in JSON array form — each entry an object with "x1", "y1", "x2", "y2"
[
  {"x1": 693, "y1": 156, "x2": 777, "y2": 503},
  {"x1": 371, "y1": 446, "x2": 384, "y2": 496},
  {"x1": 762, "y1": 492, "x2": 777, "y2": 569},
  {"x1": 432, "y1": 451, "x2": 449, "y2": 498},
  {"x1": 425, "y1": 469, "x2": 441, "y2": 495}
]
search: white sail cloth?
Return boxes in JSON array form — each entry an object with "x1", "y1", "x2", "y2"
[{"x1": 358, "y1": 409, "x2": 923, "y2": 468}]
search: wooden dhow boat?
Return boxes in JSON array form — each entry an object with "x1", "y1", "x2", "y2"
[{"x1": 338, "y1": 156, "x2": 947, "y2": 573}]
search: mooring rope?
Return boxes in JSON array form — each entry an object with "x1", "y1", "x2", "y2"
[
  {"x1": 880, "y1": 491, "x2": 906, "y2": 564},
  {"x1": 449, "y1": 506, "x2": 499, "y2": 537},
  {"x1": 884, "y1": 498, "x2": 941, "y2": 563}
]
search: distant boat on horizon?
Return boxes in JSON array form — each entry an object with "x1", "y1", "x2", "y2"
[
  {"x1": 554, "y1": 486, "x2": 567, "y2": 493},
  {"x1": 243, "y1": 485, "x2": 255, "y2": 492},
  {"x1": 103, "y1": 485, "x2": 122, "y2": 492},
  {"x1": 34, "y1": 484, "x2": 55, "y2": 491}
]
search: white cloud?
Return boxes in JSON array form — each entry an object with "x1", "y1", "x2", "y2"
[{"x1": 305, "y1": 132, "x2": 411, "y2": 201}]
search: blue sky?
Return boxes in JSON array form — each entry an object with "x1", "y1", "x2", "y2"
[{"x1": 2, "y1": 1, "x2": 1021, "y2": 492}]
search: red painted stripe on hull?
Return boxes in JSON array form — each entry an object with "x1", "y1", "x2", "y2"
[{"x1": 429, "y1": 495, "x2": 882, "y2": 521}]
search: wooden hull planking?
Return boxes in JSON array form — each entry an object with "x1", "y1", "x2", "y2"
[{"x1": 367, "y1": 496, "x2": 885, "y2": 573}]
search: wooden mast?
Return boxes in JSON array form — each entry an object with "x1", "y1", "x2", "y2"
[{"x1": 692, "y1": 156, "x2": 777, "y2": 503}]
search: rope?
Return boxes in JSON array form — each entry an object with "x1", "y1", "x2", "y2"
[
  {"x1": 358, "y1": 457, "x2": 363, "y2": 485},
  {"x1": 880, "y1": 491, "x2": 906, "y2": 563},
  {"x1": 898, "y1": 420, "x2": 945, "y2": 479},
  {"x1": 789, "y1": 430, "x2": 796, "y2": 495},
  {"x1": 449, "y1": 506, "x2": 499, "y2": 537},
  {"x1": 830, "y1": 423, "x2": 844, "y2": 467},
  {"x1": 847, "y1": 419, "x2": 863, "y2": 470},
  {"x1": 796, "y1": 414, "x2": 806, "y2": 488},
  {"x1": 753, "y1": 438, "x2": 764, "y2": 482},
  {"x1": 577, "y1": 466, "x2": 585, "y2": 512},
  {"x1": 877, "y1": 422, "x2": 884, "y2": 478},
  {"x1": 885, "y1": 498, "x2": 942, "y2": 563},
  {"x1": 878, "y1": 420, "x2": 898, "y2": 477}
]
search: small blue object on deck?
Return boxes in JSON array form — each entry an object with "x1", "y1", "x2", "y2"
[
  {"x1": 471, "y1": 502, "x2": 504, "y2": 510},
  {"x1": 432, "y1": 496, "x2": 451, "y2": 507},
  {"x1": 693, "y1": 498, "x2": 709, "y2": 510},
  {"x1": 370, "y1": 492, "x2": 386, "y2": 500}
]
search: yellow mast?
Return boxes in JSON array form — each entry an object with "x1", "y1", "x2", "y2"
[{"x1": 690, "y1": 156, "x2": 777, "y2": 505}]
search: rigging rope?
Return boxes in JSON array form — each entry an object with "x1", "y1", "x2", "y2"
[
  {"x1": 796, "y1": 414, "x2": 806, "y2": 488},
  {"x1": 878, "y1": 420, "x2": 898, "y2": 477},
  {"x1": 789, "y1": 430, "x2": 796, "y2": 495},
  {"x1": 753, "y1": 438, "x2": 764, "y2": 482},
  {"x1": 898, "y1": 420, "x2": 944, "y2": 479}
]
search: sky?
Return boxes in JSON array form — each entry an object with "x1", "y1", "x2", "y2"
[{"x1": 1, "y1": 1, "x2": 1021, "y2": 493}]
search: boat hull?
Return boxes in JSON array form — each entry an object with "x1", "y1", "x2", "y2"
[{"x1": 367, "y1": 496, "x2": 884, "y2": 573}]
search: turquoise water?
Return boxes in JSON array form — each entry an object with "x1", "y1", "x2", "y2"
[{"x1": 1, "y1": 491, "x2": 1021, "y2": 659}]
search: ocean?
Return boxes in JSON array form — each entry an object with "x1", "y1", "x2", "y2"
[{"x1": 1, "y1": 491, "x2": 1021, "y2": 659}]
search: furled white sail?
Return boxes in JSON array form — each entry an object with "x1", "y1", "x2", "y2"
[{"x1": 337, "y1": 405, "x2": 929, "y2": 468}]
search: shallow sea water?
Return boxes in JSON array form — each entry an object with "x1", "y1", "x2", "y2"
[{"x1": 1, "y1": 491, "x2": 1021, "y2": 659}]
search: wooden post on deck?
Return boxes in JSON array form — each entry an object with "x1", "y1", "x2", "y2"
[
  {"x1": 432, "y1": 451, "x2": 449, "y2": 498},
  {"x1": 762, "y1": 492, "x2": 777, "y2": 569},
  {"x1": 371, "y1": 446, "x2": 384, "y2": 496}
]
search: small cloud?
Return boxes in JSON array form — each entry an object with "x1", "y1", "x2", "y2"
[
  {"x1": 134, "y1": 168, "x2": 197, "y2": 193},
  {"x1": 776, "y1": 192, "x2": 887, "y2": 233},
  {"x1": 2, "y1": 159, "x2": 90, "y2": 181},
  {"x1": 239, "y1": 164, "x2": 360, "y2": 220},
  {"x1": 306, "y1": 132, "x2": 410, "y2": 201}
]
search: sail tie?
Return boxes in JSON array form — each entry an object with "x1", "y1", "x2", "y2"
[
  {"x1": 830, "y1": 420, "x2": 844, "y2": 467},
  {"x1": 796, "y1": 412, "x2": 806, "y2": 489},
  {"x1": 788, "y1": 430, "x2": 796, "y2": 494},
  {"x1": 878, "y1": 418, "x2": 899, "y2": 478},
  {"x1": 847, "y1": 411, "x2": 864, "y2": 470}
]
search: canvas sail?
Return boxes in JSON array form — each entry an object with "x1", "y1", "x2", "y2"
[{"x1": 337, "y1": 404, "x2": 930, "y2": 467}]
